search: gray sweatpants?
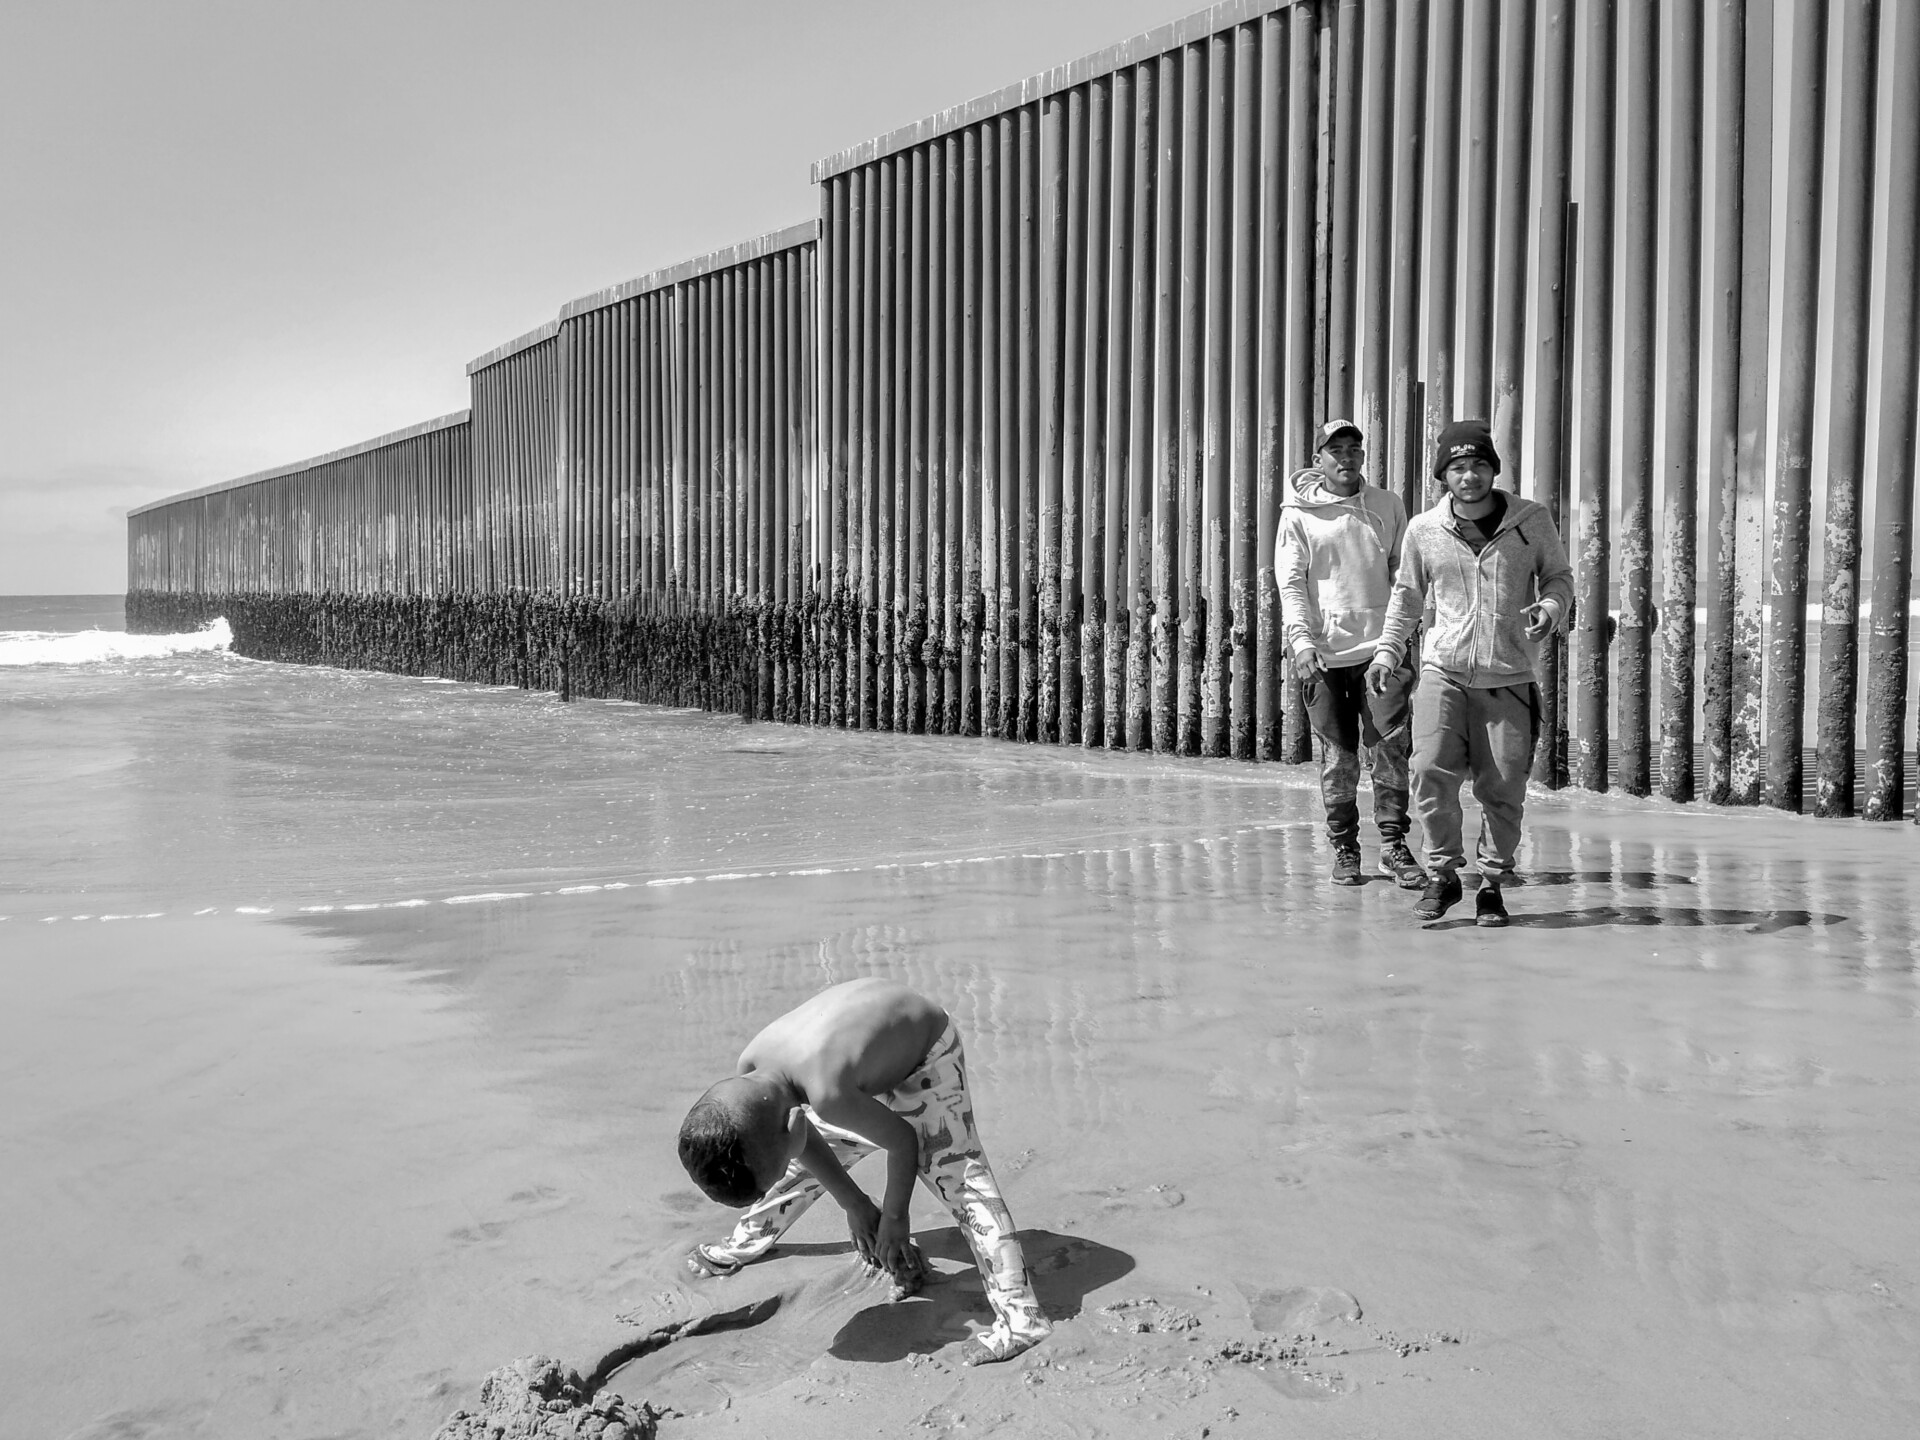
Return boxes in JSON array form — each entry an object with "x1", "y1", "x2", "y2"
[{"x1": 1411, "y1": 669, "x2": 1539, "y2": 882}]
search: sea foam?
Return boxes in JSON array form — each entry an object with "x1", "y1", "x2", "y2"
[{"x1": 0, "y1": 617, "x2": 232, "y2": 667}]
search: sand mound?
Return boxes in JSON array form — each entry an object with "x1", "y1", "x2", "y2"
[{"x1": 431, "y1": 1356, "x2": 660, "y2": 1440}]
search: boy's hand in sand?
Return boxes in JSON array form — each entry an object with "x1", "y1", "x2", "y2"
[
  {"x1": 873, "y1": 1209, "x2": 923, "y2": 1277},
  {"x1": 845, "y1": 1197, "x2": 924, "y2": 1286}
]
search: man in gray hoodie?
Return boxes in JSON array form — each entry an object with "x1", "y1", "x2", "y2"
[
  {"x1": 1366, "y1": 419, "x2": 1575, "y2": 927},
  {"x1": 1278, "y1": 420, "x2": 1427, "y2": 889}
]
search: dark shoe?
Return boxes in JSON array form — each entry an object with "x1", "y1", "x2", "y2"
[
  {"x1": 1475, "y1": 885, "x2": 1510, "y2": 928},
  {"x1": 1378, "y1": 841, "x2": 1427, "y2": 889},
  {"x1": 1331, "y1": 842, "x2": 1364, "y2": 886},
  {"x1": 1413, "y1": 873, "x2": 1463, "y2": 921}
]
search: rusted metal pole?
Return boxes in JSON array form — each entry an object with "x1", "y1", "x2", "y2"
[
  {"x1": 1082, "y1": 76, "x2": 1112, "y2": 748},
  {"x1": 1283, "y1": 6, "x2": 1316, "y2": 763},
  {"x1": 1459, "y1": 0, "x2": 1498, "y2": 419},
  {"x1": 1725, "y1": 0, "x2": 1774, "y2": 805},
  {"x1": 873, "y1": 159, "x2": 896, "y2": 729},
  {"x1": 771, "y1": 263, "x2": 791, "y2": 719},
  {"x1": 1614, "y1": 0, "x2": 1657, "y2": 796},
  {"x1": 1177, "y1": 40, "x2": 1207, "y2": 757},
  {"x1": 1040, "y1": 98, "x2": 1069, "y2": 746},
  {"x1": 1058, "y1": 90, "x2": 1088, "y2": 747},
  {"x1": 1256, "y1": 13, "x2": 1285, "y2": 763},
  {"x1": 1100, "y1": 69, "x2": 1132, "y2": 749},
  {"x1": 998, "y1": 114, "x2": 1021, "y2": 741},
  {"x1": 1228, "y1": 20, "x2": 1258, "y2": 762},
  {"x1": 1528, "y1": 2, "x2": 1575, "y2": 787},
  {"x1": 1658, "y1": 0, "x2": 1704, "y2": 803},
  {"x1": 1127, "y1": 59, "x2": 1159, "y2": 752},
  {"x1": 908, "y1": 146, "x2": 930, "y2": 734},
  {"x1": 1766, "y1": 0, "x2": 1828, "y2": 811},
  {"x1": 925, "y1": 140, "x2": 948, "y2": 734},
  {"x1": 557, "y1": 316, "x2": 576, "y2": 597},
  {"x1": 941, "y1": 138, "x2": 964, "y2": 738},
  {"x1": 1151, "y1": 51, "x2": 1181, "y2": 756},
  {"x1": 1423, "y1": 0, "x2": 1462, "y2": 445},
  {"x1": 1326, "y1": 0, "x2": 1362, "y2": 417},
  {"x1": 1387, "y1": 0, "x2": 1428, "y2": 515},
  {"x1": 893, "y1": 155, "x2": 913, "y2": 731},
  {"x1": 694, "y1": 287, "x2": 711, "y2": 607},
  {"x1": 855, "y1": 169, "x2": 878, "y2": 730},
  {"x1": 1202, "y1": 32, "x2": 1232, "y2": 760},
  {"x1": 961, "y1": 128, "x2": 984, "y2": 737},
  {"x1": 1702, "y1": 4, "x2": 1746, "y2": 801},
  {"x1": 980, "y1": 126, "x2": 1004, "y2": 738},
  {"x1": 799, "y1": 247, "x2": 817, "y2": 722},
  {"x1": 1018, "y1": 104, "x2": 1042, "y2": 744},
  {"x1": 1814, "y1": 0, "x2": 1878, "y2": 817},
  {"x1": 1571, "y1": 0, "x2": 1616, "y2": 793},
  {"x1": 1357, "y1": 0, "x2": 1394, "y2": 451},
  {"x1": 828, "y1": 179, "x2": 851, "y2": 724},
  {"x1": 1490, "y1": 0, "x2": 1531, "y2": 472},
  {"x1": 1865, "y1": 0, "x2": 1916, "y2": 822}
]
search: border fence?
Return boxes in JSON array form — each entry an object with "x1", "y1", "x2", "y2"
[{"x1": 128, "y1": 0, "x2": 1920, "y2": 820}]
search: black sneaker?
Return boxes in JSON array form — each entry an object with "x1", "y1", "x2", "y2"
[
  {"x1": 1331, "y1": 843, "x2": 1364, "y2": 886},
  {"x1": 1475, "y1": 885, "x2": 1510, "y2": 928},
  {"x1": 1378, "y1": 841, "x2": 1427, "y2": 889},
  {"x1": 1413, "y1": 873, "x2": 1463, "y2": 921}
]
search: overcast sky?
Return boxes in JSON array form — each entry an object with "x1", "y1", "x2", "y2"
[{"x1": 0, "y1": 0, "x2": 1208, "y2": 594}]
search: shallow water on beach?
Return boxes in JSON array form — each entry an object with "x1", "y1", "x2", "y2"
[{"x1": 3, "y1": 597, "x2": 1917, "y2": 1439}]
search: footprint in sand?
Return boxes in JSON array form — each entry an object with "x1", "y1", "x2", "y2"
[
  {"x1": 1086, "y1": 1183, "x2": 1185, "y2": 1212},
  {"x1": 1248, "y1": 1285, "x2": 1362, "y2": 1334}
]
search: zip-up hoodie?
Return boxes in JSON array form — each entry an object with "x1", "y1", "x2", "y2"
[
  {"x1": 1275, "y1": 469, "x2": 1408, "y2": 668},
  {"x1": 1373, "y1": 491, "x2": 1575, "y2": 686}
]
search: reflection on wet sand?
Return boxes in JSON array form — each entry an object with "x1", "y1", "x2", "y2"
[{"x1": 389, "y1": 787, "x2": 1904, "y2": 1438}]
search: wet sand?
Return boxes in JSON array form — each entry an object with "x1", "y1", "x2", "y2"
[{"x1": 6, "y1": 739, "x2": 1916, "y2": 1439}]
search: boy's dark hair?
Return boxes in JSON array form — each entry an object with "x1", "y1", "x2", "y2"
[{"x1": 678, "y1": 1096, "x2": 762, "y2": 1206}]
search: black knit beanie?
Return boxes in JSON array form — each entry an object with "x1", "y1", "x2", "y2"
[{"x1": 1431, "y1": 419, "x2": 1501, "y2": 478}]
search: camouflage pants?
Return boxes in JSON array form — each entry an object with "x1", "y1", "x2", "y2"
[
  {"x1": 693, "y1": 1021, "x2": 1051, "y2": 1361},
  {"x1": 1301, "y1": 659, "x2": 1414, "y2": 845}
]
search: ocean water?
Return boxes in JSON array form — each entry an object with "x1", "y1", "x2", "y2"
[
  {"x1": 5, "y1": 596, "x2": 1917, "y2": 1440},
  {"x1": 5, "y1": 595, "x2": 1319, "y2": 920}
]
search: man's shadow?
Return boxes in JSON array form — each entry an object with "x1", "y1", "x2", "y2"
[
  {"x1": 1427, "y1": 905, "x2": 1842, "y2": 933},
  {"x1": 828, "y1": 1226, "x2": 1133, "y2": 1363}
]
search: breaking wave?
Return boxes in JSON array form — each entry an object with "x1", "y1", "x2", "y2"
[{"x1": 0, "y1": 617, "x2": 232, "y2": 667}]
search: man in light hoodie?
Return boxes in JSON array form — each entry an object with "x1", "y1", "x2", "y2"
[
  {"x1": 1278, "y1": 420, "x2": 1427, "y2": 889},
  {"x1": 1366, "y1": 419, "x2": 1575, "y2": 927}
]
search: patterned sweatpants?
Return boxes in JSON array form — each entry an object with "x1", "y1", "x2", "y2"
[{"x1": 692, "y1": 1020, "x2": 1052, "y2": 1361}]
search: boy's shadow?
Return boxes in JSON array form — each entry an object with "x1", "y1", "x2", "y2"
[{"x1": 828, "y1": 1226, "x2": 1133, "y2": 1363}]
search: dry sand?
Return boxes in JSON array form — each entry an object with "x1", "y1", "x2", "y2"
[{"x1": 5, "y1": 752, "x2": 1916, "y2": 1439}]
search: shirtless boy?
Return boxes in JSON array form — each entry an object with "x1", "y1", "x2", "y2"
[{"x1": 677, "y1": 978, "x2": 1052, "y2": 1363}]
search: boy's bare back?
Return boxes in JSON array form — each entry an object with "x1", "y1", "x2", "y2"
[{"x1": 738, "y1": 978, "x2": 947, "y2": 1105}]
